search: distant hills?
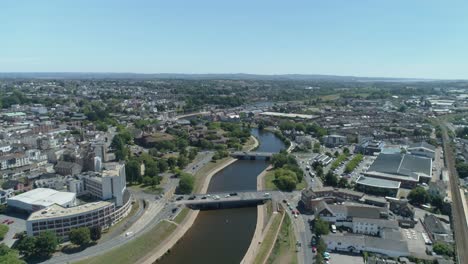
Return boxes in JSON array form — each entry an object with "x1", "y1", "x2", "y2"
[{"x1": 0, "y1": 72, "x2": 447, "y2": 82}]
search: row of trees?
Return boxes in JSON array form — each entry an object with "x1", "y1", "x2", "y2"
[{"x1": 344, "y1": 154, "x2": 363, "y2": 173}]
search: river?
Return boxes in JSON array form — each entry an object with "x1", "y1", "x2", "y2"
[{"x1": 157, "y1": 128, "x2": 285, "y2": 264}]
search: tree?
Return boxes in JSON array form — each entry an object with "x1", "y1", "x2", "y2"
[
  {"x1": 313, "y1": 142, "x2": 321, "y2": 153},
  {"x1": 34, "y1": 231, "x2": 58, "y2": 257},
  {"x1": 408, "y1": 186, "x2": 429, "y2": 205},
  {"x1": 167, "y1": 157, "x2": 177, "y2": 170},
  {"x1": 316, "y1": 238, "x2": 327, "y2": 254},
  {"x1": 125, "y1": 159, "x2": 141, "y2": 184},
  {"x1": 315, "y1": 165, "x2": 324, "y2": 178},
  {"x1": 177, "y1": 172, "x2": 194, "y2": 194},
  {"x1": 314, "y1": 253, "x2": 324, "y2": 264},
  {"x1": 456, "y1": 162, "x2": 468, "y2": 178},
  {"x1": 90, "y1": 226, "x2": 102, "y2": 241},
  {"x1": 16, "y1": 236, "x2": 36, "y2": 258},
  {"x1": 324, "y1": 171, "x2": 338, "y2": 187},
  {"x1": 432, "y1": 242, "x2": 454, "y2": 257},
  {"x1": 274, "y1": 168, "x2": 298, "y2": 191},
  {"x1": 0, "y1": 244, "x2": 24, "y2": 264},
  {"x1": 177, "y1": 155, "x2": 189, "y2": 168},
  {"x1": 144, "y1": 159, "x2": 159, "y2": 177},
  {"x1": 69, "y1": 227, "x2": 91, "y2": 247},
  {"x1": 343, "y1": 147, "x2": 350, "y2": 155},
  {"x1": 338, "y1": 177, "x2": 348, "y2": 188},
  {"x1": 314, "y1": 217, "x2": 329, "y2": 236}
]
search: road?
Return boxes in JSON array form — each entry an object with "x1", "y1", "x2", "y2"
[{"x1": 441, "y1": 124, "x2": 468, "y2": 264}]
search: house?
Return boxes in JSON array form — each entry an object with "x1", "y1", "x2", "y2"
[
  {"x1": 2, "y1": 180, "x2": 27, "y2": 192},
  {"x1": 423, "y1": 214, "x2": 454, "y2": 243},
  {"x1": 408, "y1": 142, "x2": 436, "y2": 160}
]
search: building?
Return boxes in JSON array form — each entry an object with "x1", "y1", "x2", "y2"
[
  {"x1": 301, "y1": 187, "x2": 366, "y2": 211},
  {"x1": 0, "y1": 189, "x2": 14, "y2": 204},
  {"x1": 408, "y1": 142, "x2": 436, "y2": 160},
  {"x1": 26, "y1": 190, "x2": 132, "y2": 238},
  {"x1": 323, "y1": 231, "x2": 410, "y2": 257},
  {"x1": 7, "y1": 188, "x2": 76, "y2": 212},
  {"x1": 70, "y1": 162, "x2": 126, "y2": 206},
  {"x1": 54, "y1": 161, "x2": 82, "y2": 176},
  {"x1": 356, "y1": 175, "x2": 400, "y2": 197},
  {"x1": 323, "y1": 135, "x2": 347, "y2": 147},
  {"x1": 423, "y1": 214, "x2": 454, "y2": 243},
  {"x1": 0, "y1": 153, "x2": 31, "y2": 172},
  {"x1": 363, "y1": 153, "x2": 432, "y2": 188},
  {"x1": 355, "y1": 140, "x2": 385, "y2": 155}
]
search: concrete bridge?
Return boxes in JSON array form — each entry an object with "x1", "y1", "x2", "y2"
[
  {"x1": 175, "y1": 191, "x2": 275, "y2": 210},
  {"x1": 230, "y1": 151, "x2": 275, "y2": 160}
]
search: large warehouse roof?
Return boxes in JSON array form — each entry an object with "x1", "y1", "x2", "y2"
[
  {"x1": 367, "y1": 153, "x2": 432, "y2": 179},
  {"x1": 8, "y1": 188, "x2": 76, "y2": 208}
]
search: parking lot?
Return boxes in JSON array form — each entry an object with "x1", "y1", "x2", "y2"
[
  {"x1": 400, "y1": 222, "x2": 428, "y2": 257},
  {"x1": 329, "y1": 252, "x2": 364, "y2": 264},
  {"x1": 0, "y1": 213, "x2": 27, "y2": 246}
]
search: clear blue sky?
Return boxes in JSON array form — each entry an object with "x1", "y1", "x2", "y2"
[{"x1": 1, "y1": 0, "x2": 468, "y2": 79}]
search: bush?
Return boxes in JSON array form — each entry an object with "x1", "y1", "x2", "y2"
[{"x1": 432, "y1": 242, "x2": 454, "y2": 257}]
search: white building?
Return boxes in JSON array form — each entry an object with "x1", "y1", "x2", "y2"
[
  {"x1": 7, "y1": 188, "x2": 76, "y2": 212},
  {"x1": 0, "y1": 153, "x2": 31, "y2": 172},
  {"x1": 70, "y1": 162, "x2": 126, "y2": 206}
]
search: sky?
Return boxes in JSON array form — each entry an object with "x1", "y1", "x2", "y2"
[{"x1": 1, "y1": 0, "x2": 468, "y2": 79}]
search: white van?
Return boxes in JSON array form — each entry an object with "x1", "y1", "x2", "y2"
[{"x1": 331, "y1": 224, "x2": 337, "y2": 233}]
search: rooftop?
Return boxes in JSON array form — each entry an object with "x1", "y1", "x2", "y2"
[
  {"x1": 356, "y1": 175, "x2": 401, "y2": 189},
  {"x1": 28, "y1": 201, "x2": 113, "y2": 221},
  {"x1": 367, "y1": 153, "x2": 432, "y2": 179},
  {"x1": 8, "y1": 188, "x2": 76, "y2": 207}
]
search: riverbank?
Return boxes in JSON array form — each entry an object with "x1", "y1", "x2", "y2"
[{"x1": 139, "y1": 135, "x2": 260, "y2": 263}]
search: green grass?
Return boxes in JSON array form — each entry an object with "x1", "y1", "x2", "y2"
[
  {"x1": 173, "y1": 208, "x2": 190, "y2": 224},
  {"x1": 267, "y1": 214, "x2": 298, "y2": 264},
  {"x1": 253, "y1": 213, "x2": 283, "y2": 264},
  {"x1": 75, "y1": 220, "x2": 177, "y2": 264},
  {"x1": 0, "y1": 224, "x2": 9, "y2": 240},
  {"x1": 264, "y1": 170, "x2": 308, "y2": 191}
]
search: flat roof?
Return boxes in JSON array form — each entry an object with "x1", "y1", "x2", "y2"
[
  {"x1": 28, "y1": 201, "x2": 113, "y2": 221},
  {"x1": 356, "y1": 175, "x2": 401, "y2": 189},
  {"x1": 8, "y1": 188, "x2": 75, "y2": 207},
  {"x1": 260, "y1": 111, "x2": 316, "y2": 119}
]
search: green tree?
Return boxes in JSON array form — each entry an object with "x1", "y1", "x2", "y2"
[
  {"x1": 325, "y1": 171, "x2": 338, "y2": 187},
  {"x1": 314, "y1": 217, "x2": 330, "y2": 236},
  {"x1": 34, "y1": 231, "x2": 58, "y2": 257},
  {"x1": 338, "y1": 177, "x2": 348, "y2": 188},
  {"x1": 314, "y1": 253, "x2": 324, "y2": 264},
  {"x1": 408, "y1": 186, "x2": 430, "y2": 205},
  {"x1": 274, "y1": 168, "x2": 298, "y2": 191},
  {"x1": 69, "y1": 227, "x2": 91, "y2": 247},
  {"x1": 167, "y1": 157, "x2": 177, "y2": 170},
  {"x1": 316, "y1": 238, "x2": 327, "y2": 254},
  {"x1": 16, "y1": 236, "x2": 36, "y2": 258},
  {"x1": 90, "y1": 226, "x2": 102, "y2": 241},
  {"x1": 125, "y1": 159, "x2": 141, "y2": 184},
  {"x1": 177, "y1": 155, "x2": 189, "y2": 168},
  {"x1": 432, "y1": 242, "x2": 454, "y2": 257},
  {"x1": 0, "y1": 244, "x2": 24, "y2": 264},
  {"x1": 144, "y1": 159, "x2": 159, "y2": 177},
  {"x1": 177, "y1": 172, "x2": 194, "y2": 194},
  {"x1": 456, "y1": 162, "x2": 468, "y2": 178}
]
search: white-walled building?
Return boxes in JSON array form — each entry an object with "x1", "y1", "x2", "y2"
[{"x1": 7, "y1": 188, "x2": 76, "y2": 212}]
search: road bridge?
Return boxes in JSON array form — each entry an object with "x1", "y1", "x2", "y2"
[
  {"x1": 230, "y1": 151, "x2": 275, "y2": 160},
  {"x1": 175, "y1": 191, "x2": 275, "y2": 210}
]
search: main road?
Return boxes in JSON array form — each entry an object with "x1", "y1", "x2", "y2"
[{"x1": 441, "y1": 124, "x2": 468, "y2": 264}]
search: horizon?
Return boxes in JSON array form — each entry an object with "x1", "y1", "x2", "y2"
[{"x1": 2, "y1": 1, "x2": 468, "y2": 79}]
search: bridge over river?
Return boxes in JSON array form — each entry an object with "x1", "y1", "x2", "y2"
[
  {"x1": 174, "y1": 191, "x2": 278, "y2": 210},
  {"x1": 230, "y1": 151, "x2": 275, "y2": 160}
]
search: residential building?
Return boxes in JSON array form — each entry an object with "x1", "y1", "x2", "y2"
[{"x1": 55, "y1": 161, "x2": 82, "y2": 176}]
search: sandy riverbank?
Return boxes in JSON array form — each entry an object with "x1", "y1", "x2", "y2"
[{"x1": 140, "y1": 135, "x2": 260, "y2": 263}]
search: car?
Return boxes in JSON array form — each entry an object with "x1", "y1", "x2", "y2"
[
  {"x1": 125, "y1": 231, "x2": 133, "y2": 237},
  {"x1": 282, "y1": 199, "x2": 287, "y2": 203},
  {"x1": 6, "y1": 220, "x2": 13, "y2": 225},
  {"x1": 2, "y1": 219, "x2": 8, "y2": 224},
  {"x1": 201, "y1": 196, "x2": 207, "y2": 199},
  {"x1": 312, "y1": 246, "x2": 317, "y2": 253},
  {"x1": 176, "y1": 196, "x2": 184, "y2": 201},
  {"x1": 294, "y1": 214, "x2": 298, "y2": 219},
  {"x1": 264, "y1": 192, "x2": 270, "y2": 196},
  {"x1": 230, "y1": 192, "x2": 238, "y2": 196},
  {"x1": 188, "y1": 195, "x2": 196, "y2": 200},
  {"x1": 225, "y1": 194, "x2": 230, "y2": 198},
  {"x1": 172, "y1": 208, "x2": 178, "y2": 213}
]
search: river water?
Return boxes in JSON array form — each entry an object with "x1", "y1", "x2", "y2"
[{"x1": 157, "y1": 128, "x2": 285, "y2": 264}]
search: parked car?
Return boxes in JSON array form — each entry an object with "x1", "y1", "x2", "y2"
[{"x1": 188, "y1": 195, "x2": 196, "y2": 200}]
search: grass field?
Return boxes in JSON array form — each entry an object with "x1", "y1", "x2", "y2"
[
  {"x1": 75, "y1": 220, "x2": 177, "y2": 264},
  {"x1": 173, "y1": 207, "x2": 190, "y2": 224},
  {"x1": 253, "y1": 213, "x2": 283, "y2": 264},
  {"x1": 264, "y1": 170, "x2": 307, "y2": 191},
  {"x1": 267, "y1": 215, "x2": 298, "y2": 264}
]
